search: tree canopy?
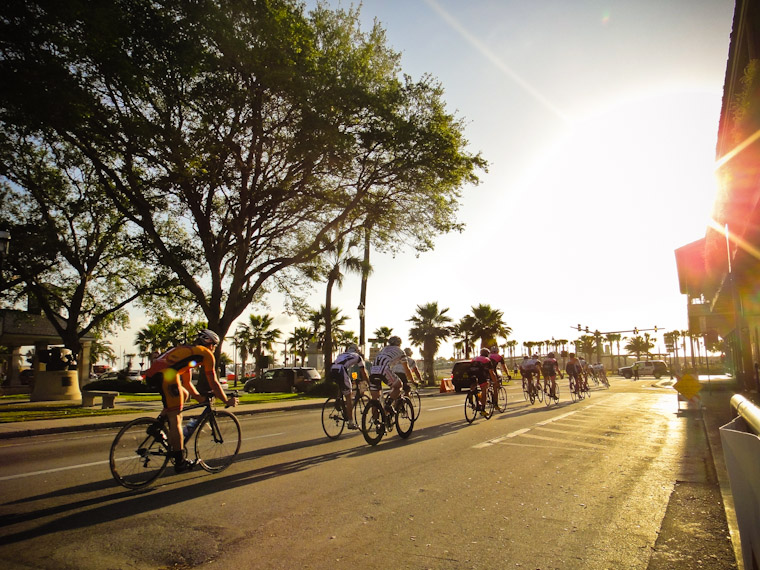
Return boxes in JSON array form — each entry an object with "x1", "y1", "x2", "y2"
[{"x1": 0, "y1": 0, "x2": 484, "y2": 346}]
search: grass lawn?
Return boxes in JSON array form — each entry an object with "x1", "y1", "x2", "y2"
[{"x1": 0, "y1": 391, "x2": 318, "y2": 423}]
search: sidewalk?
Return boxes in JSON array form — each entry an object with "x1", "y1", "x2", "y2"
[
  {"x1": 0, "y1": 395, "x2": 326, "y2": 440},
  {"x1": 0, "y1": 386, "x2": 448, "y2": 440}
]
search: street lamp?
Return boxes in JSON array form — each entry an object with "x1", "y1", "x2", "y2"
[
  {"x1": 0, "y1": 230, "x2": 9, "y2": 277},
  {"x1": 357, "y1": 302, "x2": 366, "y2": 354}
]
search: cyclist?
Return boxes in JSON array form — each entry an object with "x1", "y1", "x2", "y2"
[
  {"x1": 369, "y1": 336, "x2": 414, "y2": 412},
  {"x1": 565, "y1": 352, "x2": 585, "y2": 394},
  {"x1": 519, "y1": 354, "x2": 541, "y2": 395},
  {"x1": 470, "y1": 348, "x2": 497, "y2": 414},
  {"x1": 541, "y1": 352, "x2": 562, "y2": 398},
  {"x1": 329, "y1": 344, "x2": 369, "y2": 429},
  {"x1": 488, "y1": 346, "x2": 511, "y2": 411},
  {"x1": 144, "y1": 329, "x2": 238, "y2": 473},
  {"x1": 579, "y1": 357, "x2": 590, "y2": 384},
  {"x1": 393, "y1": 347, "x2": 423, "y2": 395}
]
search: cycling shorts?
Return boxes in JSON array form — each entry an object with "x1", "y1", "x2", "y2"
[
  {"x1": 149, "y1": 372, "x2": 189, "y2": 412},
  {"x1": 330, "y1": 366, "x2": 352, "y2": 396},
  {"x1": 369, "y1": 369, "x2": 401, "y2": 392}
]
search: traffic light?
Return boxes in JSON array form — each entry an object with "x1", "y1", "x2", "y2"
[
  {"x1": 577, "y1": 324, "x2": 581, "y2": 331},
  {"x1": 633, "y1": 327, "x2": 638, "y2": 335},
  {"x1": 654, "y1": 326, "x2": 658, "y2": 333},
  {"x1": 585, "y1": 326, "x2": 589, "y2": 333}
]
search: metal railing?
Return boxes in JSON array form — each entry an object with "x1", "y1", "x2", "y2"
[{"x1": 730, "y1": 393, "x2": 760, "y2": 436}]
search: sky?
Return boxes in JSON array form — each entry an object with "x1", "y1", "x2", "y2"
[{"x1": 111, "y1": 0, "x2": 736, "y2": 364}]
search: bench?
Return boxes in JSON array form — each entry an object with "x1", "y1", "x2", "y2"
[{"x1": 81, "y1": 390, "x2": 119, "y2": 409}]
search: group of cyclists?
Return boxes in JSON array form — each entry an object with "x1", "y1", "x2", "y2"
[
  {"x1": 329, "y1": 335, "x2": 422, "y2": 430},
  {"x1": 518, "y1": 352, "x2": 609, "y2": 398},
  {"x1": 145, "y1": 326, "x2": 611, "y2": 470}
]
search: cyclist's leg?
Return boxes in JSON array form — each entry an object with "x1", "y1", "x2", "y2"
[{"x1": 161, "y1": 378, "x2": 192, "y2": 467}]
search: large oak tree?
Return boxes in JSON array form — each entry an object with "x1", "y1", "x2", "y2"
[{"x1": 0, "y1": 0, "x2": 484, "y2": 345}]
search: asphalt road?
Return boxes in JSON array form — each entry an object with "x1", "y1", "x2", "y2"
[{"x1": 0, "y1": 378, "x2": 736, "y2": 569}]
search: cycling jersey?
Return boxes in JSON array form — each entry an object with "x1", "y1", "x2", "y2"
[
  {"x1": 488, "y1": 353, "x2": 505, "y2": 371},
  {"x1": 330, "y1": 352, "x2": 365, "y2": 395},
  {"x1": 370, "y1": 346, "x2": 406, "y2": 391},
  {"x1": 145, "y1": 344, "x2": 216, "y2": 412},
  {"x1": 469, "y1": 355, "x2": 492, "y2": 386},
  {"x1": 542, "y1": 358, "x2": 558, "y2": 377}
]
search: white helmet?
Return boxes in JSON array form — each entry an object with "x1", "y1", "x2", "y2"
[
  {"x1": 196, "y1": 329, "x2": 220, "y2": 346},
  {"x1": 346, "y1": 343, "x2": 359, "y2": 353}
]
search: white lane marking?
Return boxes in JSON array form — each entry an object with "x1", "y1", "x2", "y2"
[
  {"x1": 474, "y1": 409, "x2": 580, "y2": 448},
  {"x1": 428, "y1": 404, "x2": 463, "y2": 411},
  {"x1": 0, "y1": 432, "x2": 287, "y2": 481}
]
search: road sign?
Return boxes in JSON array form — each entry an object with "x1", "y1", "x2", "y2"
[{"x1": 674, "y1": 373, "x2": 702, "y2": 401}]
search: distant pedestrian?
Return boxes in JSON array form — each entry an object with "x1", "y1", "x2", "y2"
[{"x1": 632, "y1": 362, "x2": 640, "y2": 381}]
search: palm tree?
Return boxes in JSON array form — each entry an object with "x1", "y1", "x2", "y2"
[
  {"x1": 315, "y1": 232, "x2": 364, "y2": 367},
  {"x1": 237, "y1": 314, "x2": 281, "y2": 377},
  {"x1": 506, "y1": 339, "x2": 518, "y2": 361},
  {"x1": 408, "y1": 302, "x2": 453, "y2": 385},
  {"x1": 371, "y1": 326, "x2": 394, "y2": 346},
  {"x1": 288, "y1": 327, "x2": 314, "y2": 367},
  {"x1": 625, "y1": 335, "x2": 653, "y2": 361},
  {"x1": 89, "y1": 337, "x2": 117, "y2": 368},
  {"x1": 577, "y1": 335, "x2": 596, "y2": 361},
  {"x1": 135, "y1": 318, "x2": 195, "y2": 356},
  {"x1": 452, "y1": 315, "x2": 476, "y2": 359},
  {"x1": 469, "y1": 304, "x2": 511, "y2": 349},
  {"x1": 605, "y1": 333, "x2": 621, "y2": 370}
]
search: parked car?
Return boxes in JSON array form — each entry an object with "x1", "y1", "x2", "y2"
[
  {"x1": 244, "y1": 367, "x2": 320, "y2": 393},
  {"x1": 450, "y1": 360, "x2": 473, "y2": 392},
  {"x1": 618, "y1": 360, "x2": 669, "y2": 379}
]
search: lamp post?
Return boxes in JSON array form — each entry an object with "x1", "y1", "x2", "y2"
[
  {"x1": 357, "y1": 302, "x2": 366, "y2": 354},
  {"x1": 0, "y1": 230, "x2": 10, "y2": 280}
]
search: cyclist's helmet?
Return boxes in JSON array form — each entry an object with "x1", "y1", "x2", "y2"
[
  {"x1": 480, "y1": 348, "x2": 489, "y2": 357},
  {"x1": 196, "y1": 329, "x2": 220, "y2": 346},
  {"x1": 548, "y1": 352, "x2": 555, "y2": 358},
  {"x1": 404, "y1": 348, "x2": 413, "y2": 357},
  {"x1": 490, "y1": 346, "x2": 499, "y2": 353},
  {"x1": 346, "y1": 343, "x2": 359, "y2": 353},
  {"x1": 388, "y1": 336, "x2": 402, "y2": 346}
]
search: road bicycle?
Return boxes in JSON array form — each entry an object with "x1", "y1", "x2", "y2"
[
  {"x1": 321, "y1": 380, "x2": 371, "y2": 439},
  {"x1": 543, "y1": 375, "x2": 560, "y2": 406},
  {"x1": 524, "y1": 374, "x2": 543, "y2": 405},
  {"x1": 568, "y1": 375, "x2": 585, "y2": 403},
  {"x1": 490, "y1": 378, "x2": 508, "y2": 412},
  {"x1": 404, "y1": 380, "x2": 422, "y2": 421},
  {"x1": 464, "y1": 383, "x2": 495, "y2": 423},
  {"x1": 109, "y1": 391, "x2": 241, "y2": 489},
  {"x1": 361, "y1": 391, "x2": 415, "y2": 446}
]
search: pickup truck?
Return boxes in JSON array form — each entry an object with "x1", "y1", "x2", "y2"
[{"x1": 618, "y1": 360, "x2": 668, "y2": 379}]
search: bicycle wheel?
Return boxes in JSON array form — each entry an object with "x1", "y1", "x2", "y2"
[
  {"x1": 321, "y1": 396, "x2": 346, "y2": 439},
  {"x1": 361, "y1": 399, "x2": 386, "y2": 446},
  {"x1": 569, "y1": 379, "x2": 578, "y2": 403},
  {"x1": 464, "y1": 391, "x2": 478, "y2": 424},
  {"x1": 528, "y1": 383, "x2": 536, "y2": 405},
  {"x1": 353, "y1": 394, "x2": 371, "y2": 426},
  {"x1": 395, "y1": 397, "x2": 415, "y2": 439},
  {"x1": 553, "y1": 382, "x2": 560, "y2": 403},
  {"x1": 194, "y1": 410, "x2": 241, "y2": 473},
  {"x1": 536, "y1": 380, "x2": 544, "y2": 403},
  {"x1": 408, "y1": 389, "x2": 422, "y2": 421},
  {"x1": 497, "y1": 386, "x2": 508, "y2": 412},
  {"x1": 482, "y1": 392, "x2": 494, "y2": 419},
  {"x1": 544, "y1": 380, "x2": 552, "y2": 407},
  {"x1": 522, "y1": 379, "x2": 529, "y2": 401},
  {"x1": 110, "y1": 417, "x2": 170, "y2": 489}
]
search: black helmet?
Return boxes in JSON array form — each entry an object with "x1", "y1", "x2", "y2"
[
  {"x1": 480, "y1": 348, "x2": 489, "y2": 357},
  {"x1": 388, "y1": 336, "x2": 402, "y2": 346}
]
